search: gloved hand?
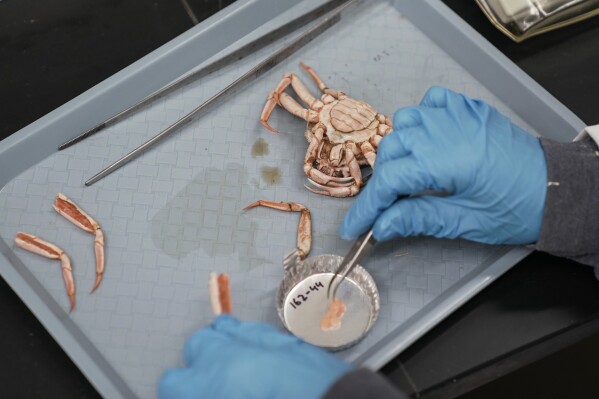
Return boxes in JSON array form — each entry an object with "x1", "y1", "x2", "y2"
[
  {"x1": 159, "y1": 315, "x2": 350, "y2": 399},
  {"x1": 340, "y1": 86, "x2": 547, "y2": 245}
]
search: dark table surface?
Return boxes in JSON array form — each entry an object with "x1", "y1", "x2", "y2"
[{"x1": 2, "y1": 0, "x2": 599, "y2": 398}]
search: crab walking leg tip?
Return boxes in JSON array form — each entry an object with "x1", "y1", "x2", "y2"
[
  {"x1": 261, "y1": 120, "x2": 280, "y2": 134},
  {"x1": 90, "y1": 274, "x2": 103, "y2": 294},
  {"x1": 243, "y1": 201, "x2": 259, "y2": 210},
  {"x1": 92, "y1": 231, "x2": 105, "y2": 293}
]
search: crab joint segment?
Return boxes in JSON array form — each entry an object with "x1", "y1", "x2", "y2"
[
  {"x1": 15, "y1": 232, "x2": 75, "y2": 311},
  {"x1": 53, "y1": 193, "x2": 104, "y2": 293},
  {"x1": 209, "y1": 273, "x2": 232, "y2": 315},
  {"x1": 244, "y1": 200, "x2": 312, "y2": 260}
]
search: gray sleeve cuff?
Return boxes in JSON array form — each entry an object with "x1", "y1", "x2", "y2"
[
  {"x1": 534, "y1": 137, "x2": 599, "y2": 266},
  {"x1": 322, "y1": 368, "x2": 407, "y2": 399}
]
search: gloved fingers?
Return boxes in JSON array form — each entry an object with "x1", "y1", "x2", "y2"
[
  {"x1": 159, "y1": 367, "x2": 208, "y2": 399},
  {"x1": 392, "y1": 106, "x2": 423, "y2": 130},
  {"x1": 419, "y1": 85, "x2": 461, "y2": 108},
  {"x1": 211, "y1": 313, "x2": 241, "y2": 330},
  {"x1": 183, "y1": 325, "x2": 232, "y2": 366},
  {"x1": 340, "y1": 156, "x2": 434, "y2": 240},
  {"x1": 214, "y1": 316, "x2": 302, "y2": 349},
  {"x1": 372, "y1": 196, "x2": 465, "y2": 241},
  {"x1": 375, "y1": 127, "x2": 419, "y2": 165}
]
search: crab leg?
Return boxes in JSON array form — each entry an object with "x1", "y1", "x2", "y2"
[
  {"x1": 369, "y1": 114, "x2": 393, "y2": 149},
  {"x1": 244, "y1": 200, "x2": 312, "y2": 260},
  {"x1": 208, "y1": 272, "x2": 232, "y2": 315},
  {"x1": 360, "y1": 141, "x2": 377, "y2": 168},
  {"x1": 280, "y1": 93, "x2": 319, "y2": 123},
  {"x1": 260, "y1": 73, "x2": 321, "y2": 133},
  {"x1": 300, "y1": 62, "x2": 345, "y2": 99},
  {"x1": 306, "y1": 143, "x2": 362, "y2": 197},
  {"x1": 370, "y1": 125, "x2": 392, "y2": 149},
  {"x1": 287, "y1": 73, "x2": 324, "y2": 111},
  {"x1": 377, "y1": 114, "x2": 393, "y2": 127},
  {"x1": 53, "y1": 193, "x2": 104, "y2": 293},
  {"x1": 15, "y1": 232, "x2": 75, "y2": 311},
  {"x1": 306, "y1": 180, "x2": 360, "y2": 197},
  {"x1": 260, "y1": 92, "x2": 280, "y2": 133},
  {"x1": 370, "y1": 134, "x2": 382, "y2": 148}
]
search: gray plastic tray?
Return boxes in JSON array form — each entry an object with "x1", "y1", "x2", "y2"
[{"x1": 0, "y1": 0, "x2": 585, "y2": 398}]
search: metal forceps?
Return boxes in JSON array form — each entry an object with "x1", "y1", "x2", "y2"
[
  {"x1": 327, "y1": 230, "x2": 377, "y2": 299},
  {"x1": 59, "y1": 0, "x2": 358, "y2": 185}
]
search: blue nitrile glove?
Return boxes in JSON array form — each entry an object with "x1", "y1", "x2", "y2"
[
  {"x1": 340, "y1": 86, "x2": 547, "y2": 245},
  {"x1": 158, "y1": 315, "x2": 351, "y2": 399}
]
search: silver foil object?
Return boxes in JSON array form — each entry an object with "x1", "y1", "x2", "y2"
[
  {"x1": 476, "y1": 0, "x2": 599, "y2": 41},
  {"x1": 277, "y1": 254, "x2": 379, "y2": 351}
]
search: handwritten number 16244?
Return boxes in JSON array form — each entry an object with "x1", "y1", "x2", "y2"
[{"x1": 289, "y1": 281, "x2": 324, "y2": 309}]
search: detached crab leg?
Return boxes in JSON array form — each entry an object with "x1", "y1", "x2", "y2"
[
  {"x1": 208, "y1": 273, "x2": 232, "y2": 315},
  {"x1": 244, "y1": 200, "x2": 312, "y2": 260},
  {"x1": 53, "y1": 193, "x2": 104, "y2": 293},
  {"x1": 15, "y1": 232, "x2": 75, "y2": 311}
]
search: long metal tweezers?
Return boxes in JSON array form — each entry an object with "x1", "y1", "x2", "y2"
[
  {"x1": 327, "y1": 230, "x2": 376, "y2": 300},
  {"x1": 85, "y1": 0, "x2": 357, "y2": 186},
  {"x1": 58, "y1": 0, "x2": 350, "y2": 151}
]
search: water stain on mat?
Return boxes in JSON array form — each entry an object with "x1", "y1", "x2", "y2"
[
  {"x1": 251, "y1": 138, "x2": 269, "y2": 157},
  {"x1": 260, "y1": 166, "x2": 281, "y2": 186},
  {"x1": 150, "y1": 163, "x2": 269, "y2": 270}
]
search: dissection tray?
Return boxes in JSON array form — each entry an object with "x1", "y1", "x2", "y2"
[{"x1": 0, "y1": 0, "x2": 584, "y2": 398}]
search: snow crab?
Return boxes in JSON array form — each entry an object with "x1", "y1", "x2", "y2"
[{"x1": 260, "y1": 62, "x2": 393, "y2": 197}]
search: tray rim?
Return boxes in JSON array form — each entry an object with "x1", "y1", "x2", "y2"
[{"x1": 0, "y1": 0, "x2": 588, "y2": 397}]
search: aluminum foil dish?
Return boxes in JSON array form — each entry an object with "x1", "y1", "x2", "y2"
[{"x1": 276, "y1": 254, "x2": 379, "y2": 351}]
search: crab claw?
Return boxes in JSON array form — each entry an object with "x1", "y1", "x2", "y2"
[
  {"x1": 15, "y1": 232, "x2": 75, "y2": 311},
  {"x1": 53, "y1": 193, "x2": 104, "y2": 293}
]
